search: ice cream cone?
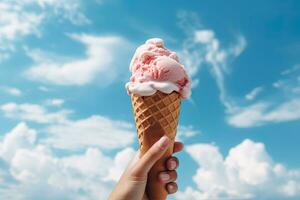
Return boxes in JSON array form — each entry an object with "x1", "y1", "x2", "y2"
[{"x1": 131, "y1": 91, "x2": 181, "y2": 200}]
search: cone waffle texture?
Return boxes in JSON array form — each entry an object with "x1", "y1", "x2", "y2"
[{"x1": 131, "y1": 91, "x2": 181, "y2": 200}]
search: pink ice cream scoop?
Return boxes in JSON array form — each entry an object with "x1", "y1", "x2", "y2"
[{"x1": 126, "y1": 38, "x2": 191, "y2": 98}]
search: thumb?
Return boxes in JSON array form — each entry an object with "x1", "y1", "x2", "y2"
[{"x1": 131, "y1": 136, "x2": 170, "y2": 177}]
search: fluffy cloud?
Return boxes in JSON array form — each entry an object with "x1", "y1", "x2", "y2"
[
  {"x1": 0, "y1": 1, "x2": 42, "y2": 57},
  {"x1": 0, "y1": 123, "x2": 36, "y2": 162},
  {"x1": 0, "y1": 122, "x2": 135, "y2": 200},
  {"x1": 105, "y1": 147, "x2": 136, "y2": 182},
  {"x1": 0, "y1": 0, "x2": 89, "y2": 61},
  {"x1": 0, "y1": 102, "x2": 71, "y2": 124},
  {"x1": 0, "y1": 101, "x2": 135, "y2": 150},
  {"x1": 7, "y1": 146, "x2": 114, "y2": 200},
  {"x1": 176, "y1": 139, "x2": 300, "y2": 199},
  {"x1": 44, "y1": 115, "x2": 135, "y2": 150},
  {"x1": 25, "y1": 34, "x2": 133, "y2": 85}
]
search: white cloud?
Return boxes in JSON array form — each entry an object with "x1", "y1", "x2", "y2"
[
  {"x1": 0, "y1": 122, "x2": 136, "y2": 200},
  {"x1": 273, "y1": 68, "x2": 300, "y2": 94},
  {"x1": 203, "y1": 33, "x2": 246, "y2": 112},
  {"x1": 176, "y1": 125, "x2": 201, "y2": 141},
  {"x1": 7, "y1": 145, "x2": 114, "y2": 200},
  {"x1": 230, "y1": 66, "x2": 300, "y2": 128},
  {"x1": 228, "y1": 99, "x2": 300, "y2": 128},
  {"x1": 45, "y1": 99, "x2": 64, "y2": 107},
  {"x1": 176, "y1": 139, "x2": 300, "y2": 200},
  {"x1": 61, "y1": 148, "x2": 113, "y2": 178},
  {"x1": 0, "y1": 122, "x2": 36, "y2": 162},
  {"x1": 1, "y1": 101, "x2": 135, "y2": 150},
  {"x1": 0, "y1": 1, "x2": 43, "y2": 52},
  {"x1": 0, "y1": 102, "x2": 71, "y2": 124},
  {"x1": 6, "y1": 88, "x2": 22, "y2": 97},
  {"x1": 245, "y1": 86, "x2": 264, "y2": 100},
  {"x1": 281, "y1": 64, "x2": 300, "y2": 76},
  {"x1": 44, "y1": 115, "x2": 135, "y2": 150},
  {"x1": 10, "y1": 145, "x2": 57, "y2": 183},
  {"x1": 177, "y1": 11, "x2": 247, "y2": 112},
  {"x1": 19, "y1": 0, "x2": 91, "y2": 25},
  {"x1": 105, "y1": 147, "x2": 136, "y2": 182},
  {"x1": 227, "y1": 102, "x2": 268, "y2": 128},
  {"x1": 1, "y1": 86, "x2": 22, "y2": 96},
  {"x1": 25, "y1": 34, "x2": 132, "y2": 85},
  {"x1": 178, "y1": 11, "x2": 300, "y2": 128},
  {"x1": 0, "y1": 0, "x2": 89, "y2": 61},
  {"x1": 38, "y1": 86, "x2": 50, "y2": 92},
  {"x1": 194, "y1": 30, "x2": 215, "y2": 44}
]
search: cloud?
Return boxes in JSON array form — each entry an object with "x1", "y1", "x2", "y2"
[
  {"x1": 177, "y1": 11, "x2": 247, "y2": 112},
  {"x1": 22, "y1": 0, "x2": 90, "y2": 25},
  {"x1": 0, "y1": 123, "x2": 36, "y2": 162},
  {"x1": 176, "y1": 125, "x2": 201, "y2": 141},
  {"x1": 229, "y1": 66, "x2": 300, "y2": 128},
  {"x1": 0, "y1": 101, "x2": 135, "y2": 150},
  {"x1": 194, "y1": 30, "x2": 215, "y2": 44},
  {"x1": 25, "y1": 34, "x2": 133, "y2": 86},
  {"x1": 245, "y1": 86, "x2": 264, "y2": 101},
  {"x1": 9, "y1": 146, "x2": 115, "y2": 200},
  {"x1": 38, "y1": 86, "x2": 51, "y2": 92},
  {"x1": 0, "y1": 86, "x2": 22, "y2": 96},
  {"x1": 198, "y1": 31, "x2": 246, "y2": 112},
  {"x1": 228, "y1": 99, "x2": 300, "y2": 128},
  {"x1": 105, "y1": 147, "x2": 136, "y2": 182},
  {"x1": 0, "y1": 1, "x2": 43, "y2": 56},
  {"x1": 0, "y1": 122, "x2": 136, "y2": 200},
  {"x1": 43, "y1": 115, "x2": 135, "y2": 150},
  {"x1": 281, "y1": 64, "x2": 300, "y2": 75},
  {"x1": 273, "y1": 66, "x2": 300, "y2": 94},
  {"x1": 44, "y1": 99, "x2": 64, "y2": 107},
  {"x1": 0, "y1": 102, "x2": 71, "y2": 124},
  {"x1": 0, "y1": 0, "x2": 90, "y2": 61},
  {"x1": 178, "y1": 11, "x2": 300, "y2": 128},
  {"x1": 176, "y1": 139, "x2": 300, "y2": 199}
]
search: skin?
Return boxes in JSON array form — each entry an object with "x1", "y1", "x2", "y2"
[{"x1": 109, "y1": 136, "x2": 183, "y2": 200}]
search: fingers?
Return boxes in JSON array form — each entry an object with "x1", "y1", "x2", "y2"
[
  {"x1": 173, "y1": 141, "x2": 184, "y2": 153},
  {"x1": 158, "y1": 170, "x2": 177, "y2": 183},
  {"x1": 131, "y1": 136, "x2": 170, "y2": 177},
  {"x1": 166, "y1": 157, "x2": 179, "y2": 170},
  {"x1": 166, "y1": 182, "x2": 178, "y2": 194}
]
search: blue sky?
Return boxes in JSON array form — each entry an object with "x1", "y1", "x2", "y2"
[{"x1": 0, "y1": 0, "x2": 300, "y2": 199}]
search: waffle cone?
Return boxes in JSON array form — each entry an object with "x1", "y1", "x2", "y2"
[{"x1": 131, "y1": 91, "x2": 181, "y2": 200}]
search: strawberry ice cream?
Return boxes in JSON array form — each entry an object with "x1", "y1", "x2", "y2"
[{"x1": 126, "y1": 38, "x2": 191, "y2": 98}]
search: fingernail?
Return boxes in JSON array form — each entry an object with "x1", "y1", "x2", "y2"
[
  {"x1": 158, "y1": 136, "x2": 169, "y2": 150},
  {"x1": 168, "y1": 184, "x2": 174, "y2": 191},
  {"x1": 160, "y1": 173, "x2": 170, "y2": 181},
  {"x1": 170, "y1": 160, "x2": 177, "y2": 170}
]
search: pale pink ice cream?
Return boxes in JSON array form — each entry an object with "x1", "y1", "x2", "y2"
[{"x1": 126, "y1": 38, "x2": 191, "y2": 98}]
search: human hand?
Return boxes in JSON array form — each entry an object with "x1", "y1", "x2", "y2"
[{"x1": 108, "y1": 136, "x2": 183, "y2": 200}]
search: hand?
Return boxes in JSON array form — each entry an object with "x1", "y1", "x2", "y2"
[{"x1": 108, "y1": 136, "x2": 184, "y2": 200}]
